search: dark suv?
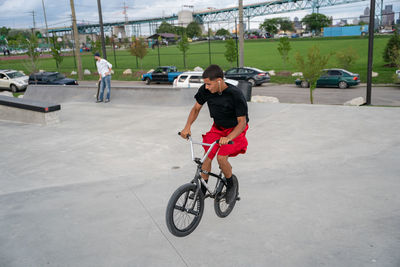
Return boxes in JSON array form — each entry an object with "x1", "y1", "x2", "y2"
[
  {"x1": 224, "y1": 67, "x2": 270, "y2": 86},
  {"x1": 29, "y1": 72, "x2": 78, "y2": 85}
]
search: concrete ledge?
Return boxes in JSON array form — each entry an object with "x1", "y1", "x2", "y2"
[{"x1": 0, "y1": 104, "x2": 60, "y2": 125}]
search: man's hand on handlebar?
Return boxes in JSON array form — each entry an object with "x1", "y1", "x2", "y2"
[
  {"x1": 218, "y1": 137, "x2": 232, "y2": 145},
  {"x1": 179, "y1": 128, "x2": 191, "y2": 139}
]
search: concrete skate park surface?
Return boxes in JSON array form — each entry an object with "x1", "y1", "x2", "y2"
[{"x1": 1, "y1": 86, "x2": 400, "y2": 266}]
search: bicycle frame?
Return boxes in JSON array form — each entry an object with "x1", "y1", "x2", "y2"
[{"x1": 186, "y1": 135, "x2": 226, "y2": 203}]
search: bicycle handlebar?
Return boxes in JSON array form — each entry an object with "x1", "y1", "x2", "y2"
[{"x1": 178, "y1": 132, "x2": 234, "y2": 145}]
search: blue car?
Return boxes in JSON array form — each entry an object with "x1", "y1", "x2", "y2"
[{"x1": 141, "y1": 66, "x2": 183, "y2": 85}]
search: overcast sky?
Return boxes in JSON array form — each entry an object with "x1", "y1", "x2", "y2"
[{"x1": 0, "y1": 0, "x2": 399, "y2": 31}]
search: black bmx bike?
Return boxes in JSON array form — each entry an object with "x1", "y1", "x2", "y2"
[{"x1": 165, "y1": 133, "x2": 240, "y2": 237}]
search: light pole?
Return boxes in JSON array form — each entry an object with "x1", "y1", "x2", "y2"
[
  {"x1": 366, "y1": 0, "x2": 376, "y2": 105},
  {"x1": 97, "y1": 0, "x2": 107, "y2": 59},
  {"x1": 69, "y1": 0, "x2": 83, "y2": 80},
  {"x1": 41, "y1": 0, "x2": 51, "y2": 48},
  {"x1": 238, "y1": 0, "x2": 244, "y2": 67}
]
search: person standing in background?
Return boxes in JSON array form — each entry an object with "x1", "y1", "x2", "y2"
[{"x1": 94, "y1": 52, "x2": 112, "y2": 103}]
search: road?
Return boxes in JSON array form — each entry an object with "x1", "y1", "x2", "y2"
[{"x1": 78, "y1": 80, "x2": 400, "y2": 107}]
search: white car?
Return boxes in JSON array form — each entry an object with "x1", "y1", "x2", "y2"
[
  {"x1": 173, "y1": 71, "x2": 239, "y2": 88},
  {"x1": 0, "y1": 70, "x2": 29, "y2": 92},
  {"x1": 396, "y1": 70, "x2": 400, "y2": 83}
]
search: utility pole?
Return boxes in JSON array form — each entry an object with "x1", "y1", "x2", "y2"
[
  {"x1": 29, "y1": 11, "x2": 36, "y2": 34},
  {"x1": 238, "y1": 0, "x2": 244, "y2": 67},
  {"x1": 69, "y1": 0, "x2": 83, "y2": 80},
  {"x1": 97, "y1": 0, "x2": 107, "y2": 59},
  {"x1": 41, "y1": 0, "x2": 51, "y2": 48},
  {"x1": 366, "y1": 0, "x2": 376, "y2": 105}
]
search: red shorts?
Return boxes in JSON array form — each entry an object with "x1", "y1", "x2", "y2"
[{"x1": 202, "y1": 123, "x2": 249, "y2": 160}]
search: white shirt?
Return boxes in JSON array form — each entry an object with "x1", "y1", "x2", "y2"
[{"x1": 96, "y1": 59, "x2": 112, "y2": 77}]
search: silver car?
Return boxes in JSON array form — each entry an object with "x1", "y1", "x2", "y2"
[{"x1": 0, "y1": 70, "x2": 29, "y2": 92}]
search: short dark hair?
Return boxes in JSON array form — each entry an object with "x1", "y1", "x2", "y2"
[
  {"x1": 94, "y1": 52, "x2": 100, "y2": 57},
  {"x1": 202, "y1": 64, "x2": 224, "y2": 80}
]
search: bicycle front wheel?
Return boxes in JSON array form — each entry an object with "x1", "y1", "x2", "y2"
[
  {"x1": 166, "y1": 183, "x2": 204, "y2": 237},
  {"x1": 214, "y1": 175, "x2": 239, "y2": 218}
]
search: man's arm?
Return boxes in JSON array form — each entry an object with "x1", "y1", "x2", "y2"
[
  {"x1": 180, "y1": 102, "x2": 203, "y2": 139},
  {"x1": 106, "y1": 61, "x2": 112, "y2": 76},
  {"x1": 219, "y1": 116, "x2": 247, "y2": 145}
]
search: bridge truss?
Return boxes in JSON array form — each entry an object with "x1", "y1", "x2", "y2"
[{"x1": 48, "y1": 0, "x2": 383, "y2": 36}]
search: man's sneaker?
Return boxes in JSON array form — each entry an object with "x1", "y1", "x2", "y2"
[
  {"x1": 105, "y1": 99, "x2": 110, "y2": 103},
  {"x1": 225, "y1": 176, "x2": 237, "y2": 204},
  {"x1": 96, "y1": 99, "x2": 103, "y2": 103}
]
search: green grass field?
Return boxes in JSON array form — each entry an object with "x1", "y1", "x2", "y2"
[{"x1": 0, "y1": 35, "x2": 397, "y2": 84}]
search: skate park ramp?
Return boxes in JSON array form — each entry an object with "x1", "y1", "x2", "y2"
[
  {"x1": 23, "y1": 85, "x2": 199, "y2": 106},
  {"x1": 1, "y1": 93, "x2": 400, "y2": 266}
]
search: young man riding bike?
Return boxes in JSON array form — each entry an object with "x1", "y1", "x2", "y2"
[{"x1": 179, "y1": 64, "x2": 249, "y2": 204}]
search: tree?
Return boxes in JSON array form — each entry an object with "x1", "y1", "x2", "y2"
[
  {"x1": 224, "y1": 39, "x2": 237, "y2": 67},
  {"x1": 186, "y1": 22, "x2": 202, "y2": 38},
  {"x1": 0, "y1": 27, "x2": 10, "y2": 37},
  {"x1": 383, "y1": 31, "x2": 400, "y2": 66},
  {"x1": 277, "y1": 37, "x2": 291, "y2": 67},
  {"x1": 216, "y1": 28, "x2": 230, "y2": 36},
  {"x1": 259, "y1": 18, "x2": 280, "y2": 34},
  {"x1": 156, "y1": 21, "x2": 175, "y2": 34},
  {"x1": 22, "y1": 34, "x2": 40, "y2": 75},
  {"x1": 295, "y1": 46, "x2": 331, "y2": 104},
  {"x1": 50, "y1": 38, "x2": 63, "y2": 71},
  {"x1": 130, "y1": 37, "x2": 148, "y2": 69},
  {"x1": 390, "y1": 47, "x2": 400, "y2": 82},
  {"x1": 301, "y1": 13, "x2": 332, "y2": 33},
  {"x1": 175, "y1": 26, "x2": 186, "y2": 36},
  {"x1": 336, "y1": 46, "x2": 359, "y2": 70},
  {"x1": 91, "y1": 40, "x2": 102, "y2": 55},
  {"x1": 177, "y1": 34, "x2": 190, "y2": 69},
  {"x1": 279, "y1": 19, "x2": 294, "y2": 32},
  {"x1": 259, "y1": 18, "x2": 294, "y2": 34}
]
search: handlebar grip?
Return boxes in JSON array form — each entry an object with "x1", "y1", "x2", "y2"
[
  {"x1": 216, "y1": 139, "x2": 234, "y2": 145},
  {"x1": 178, "y1": 132, "x2": 191, "y2": 138}
]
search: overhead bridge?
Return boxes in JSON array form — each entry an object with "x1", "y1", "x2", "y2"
[{"x1": 48, "y1": 0, "x2": 376, "y2": 35}]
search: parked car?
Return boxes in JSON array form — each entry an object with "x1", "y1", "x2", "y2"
[
  {"x1": 173, "y1": 71, "x2": 239, "y2": 88},
  {"x1": 28, "y1": 72, "x2": 78, "y2": 85},
  {"x1": 295, "y1": 69, "x2": 360, "y2": 89},
  {"x1": 0, "y1": 69, "x2": 29, "y2": 92},
  {"x1": 301, "y1": 32, "x2": 313, "y2": 37},
  {"x1": 264, "y1": 32, "x2": 272, "y2": 38},
  {"x1": 379, "y1": 28, "x2": 394, "y2": 34},
  {"x1": 291, "y1": 33, "x2": 300, "y2": 38},
  {"x1": 224, "y1": 67, "x2": 270, "y2": 86},
  {"x1": 395, "y1": 70, "x2": 400, "y2": 83},
  {"x1": 275, "y1": 33, "x2": 288, "y2": 38},
  {"x1": 141, "y1": 66, "x2": 183, "y2": 85}
]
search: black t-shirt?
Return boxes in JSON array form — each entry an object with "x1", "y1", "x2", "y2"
[{"x1": 194, "y1": 83, "x2": 249, "y2": 129}]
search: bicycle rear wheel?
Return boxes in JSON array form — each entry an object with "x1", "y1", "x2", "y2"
[
  {"x1": 166, "y1": 183, "x2": 204, "y2": 237},
  {"x1": 214, "y1": 175, "x2": 239, "y2": 218}
]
